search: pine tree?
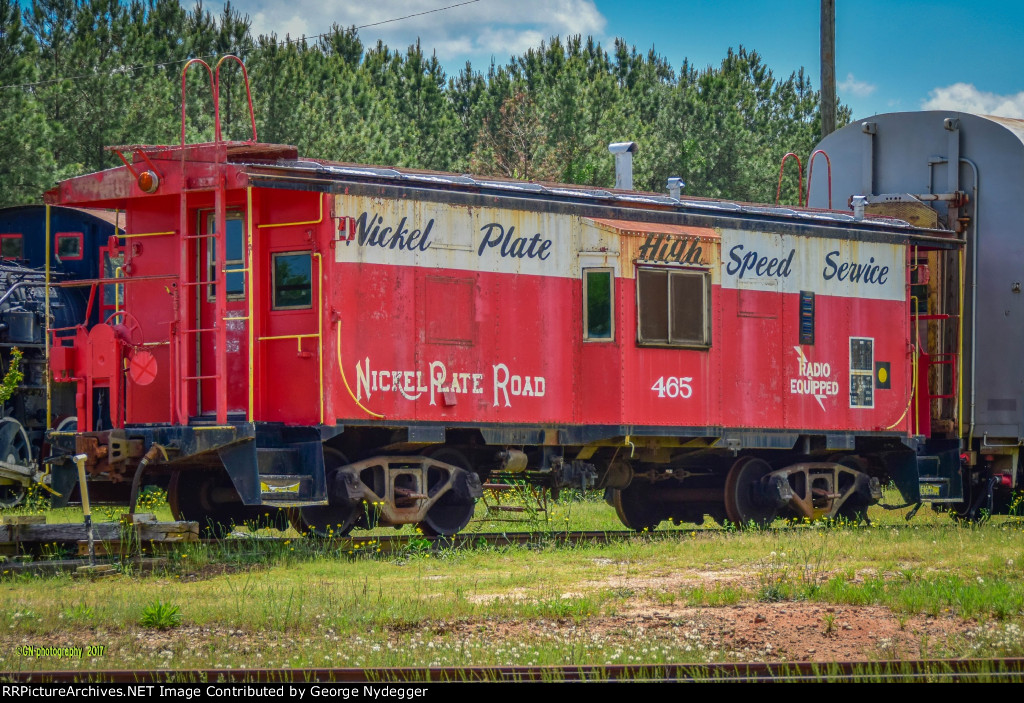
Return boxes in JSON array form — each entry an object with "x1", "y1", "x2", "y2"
[{"x1": 0, "y1": 0, "x2": 58, "y2": 205}]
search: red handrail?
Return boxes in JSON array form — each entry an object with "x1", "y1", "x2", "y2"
[
  {"x1": 214, "y1": 55, "x2": 258, "y2": 143},
  {"x1": 179, "y1": 56, "x2": 258, "y2": 146},
  {"x1": 807, "y1": 149, "x2": 833, "y2": 209}
]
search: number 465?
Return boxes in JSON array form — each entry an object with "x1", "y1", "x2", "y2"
[{"x1": 651, "y1": 376, "x2": 693, "y2": 399}]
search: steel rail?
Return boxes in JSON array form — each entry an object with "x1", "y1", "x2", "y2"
[
  {"x1": 6, "y1": 520, "x2": 1023, "y2": 576},
  {"x1": 4, "y1": 659, "x2": 1024, "y2": 683},
  {"x1": 5, "y1": 519, "x2": 1023, "y2": 557}
]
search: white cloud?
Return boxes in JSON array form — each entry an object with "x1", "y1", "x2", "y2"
[
  {"x1": 232, "y1": 0, "x2": 607, "y2": 63},
  {"x1": 249, "y1": 11, "x2": 311, "y2": 41},
  {"x1": 922, "y1": 83, "x2": 1024, "y2": 118},
  {"x1": 837, "y1": 73, "x2": 876, "y2": 98}
]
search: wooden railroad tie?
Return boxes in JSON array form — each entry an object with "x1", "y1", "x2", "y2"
[{"x1": 0, "y1": 514, "x2": 198, "y2": 555}]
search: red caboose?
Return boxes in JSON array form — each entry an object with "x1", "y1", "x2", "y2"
[{"x1": 45, "y1": 69, "x2": 962, "y2": 533}]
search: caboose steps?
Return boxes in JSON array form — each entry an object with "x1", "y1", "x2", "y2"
[
  {"x1": 254, "y1": 443, "x2": 327, "y2": 505},
  {"x1": 915, "y1": 453, "x2": 965, "y2": 503}
]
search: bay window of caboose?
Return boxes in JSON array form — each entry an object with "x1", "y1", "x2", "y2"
[
  {"x1": 205, "y1": 213, "x2": 245, "y2": 302},
  {"x1": 636, "y1": 267, "x2": 710, "y2": 347},
  {"x1": 583, "y1": 268, "x2": 614, "y2": 341}
]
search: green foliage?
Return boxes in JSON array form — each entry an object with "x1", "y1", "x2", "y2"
[
  {"x1": 0, "y1": 0, "x2": 57, "y2": 205},
  {"x1": 0, "y1": 2, "x2": 848, "y2": 207},
  {"x1": 0, "y1": 347, "x2": 24, "y2": 405},
  {"x1": 135, "y1": 485, "x2": 169, "y2": 512},
  {"x1": 60, "y1": 602, "x2": 95, "y2": 622},
  {"x1": 140, "y1": 600, "x2": 181, "y2": 629}
]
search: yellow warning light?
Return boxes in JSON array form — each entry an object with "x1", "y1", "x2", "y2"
[
  {"x1": 878, "y1": 367, "x2": 888, "y2": 384},
  {"x1": 138, "y1": 170, "x2": 160, "y2": 194}
]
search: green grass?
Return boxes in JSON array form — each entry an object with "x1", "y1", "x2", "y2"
[
  {"x1": 1, "y1": 484, "x2": 1023, "y2": 671},
  {"x1": 0, "y1": 520, "x2": 1021, "y2": 669}
]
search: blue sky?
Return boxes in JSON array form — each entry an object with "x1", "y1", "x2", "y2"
[{"x1": 228, "y1": 0, "x2": 1024, "y2": 120}]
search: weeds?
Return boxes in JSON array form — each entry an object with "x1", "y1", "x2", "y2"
[
  {"x1": 140, "y1": 601, "x2": 181, "y2": 630},
  {"x1": 135, "y1": 486, "x2": 168, "y2": 512},
  {"x1": 755, "y1": 533, "x2": 835, "y2": 602},
  {"x1": 1008, "y1": 492, "x2": 1023, "y2": 518},
  {"x1": 822, "y1": 612, "x2": 837, "y2": 636},
  {"x1": 60, "y1": 603, "x2": 95, "y2": 622},
  {"x1": 684, "y1": 585, "x2": 744, "y2": 606}
]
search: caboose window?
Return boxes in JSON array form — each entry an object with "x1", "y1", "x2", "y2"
[
  {"x1": 584, "y1": 268, "x2": 614, "y2": 340},
  {"x1": 101, "y1": 250, "x2": 125, "y2": 313},
  {"x1": 205, "y1": 214, "x2": 245, "y2": 302},
  {"x1": 636, "y1": 267, "x2": 710, "y2": 347},
  {"x1": 273, "y1": 252, "x2": 313, "y2": 309},
  {"x1": 56, "y1": 232, "x2": 83, "y2": 261},
  {"x1": 0, "y1": 234, "x2": 23, "y2": 260}
]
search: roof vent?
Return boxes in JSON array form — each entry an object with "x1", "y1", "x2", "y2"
[
  {"x1": 667, "y1": 177, "x2": 684, "y2": 200},
  {"x1": 851, "y1": 195, "x2": 867, "y2": 220},
  {"x1": 608, "y1": 142, "x2": 638, "y2": 190}
]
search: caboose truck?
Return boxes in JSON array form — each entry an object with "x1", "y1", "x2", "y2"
[{"x1": 43, "y1": 62, "x2": 974, "y2": 534}]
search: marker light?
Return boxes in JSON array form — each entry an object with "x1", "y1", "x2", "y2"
[{"x1": 138, "y1": 170, "x2": 160, "y2": 194}]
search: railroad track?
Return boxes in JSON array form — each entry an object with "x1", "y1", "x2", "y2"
[
  {"x1": 0, "y1": 528, "x2": 690, "y2": 573},
  {"x1": 3, "y1": 518, "x2": 1022, "y2": 573},
  {"x1": 4, "y1": 659, "x2": 1024, "y2": 683},
  {"x1": 1, "y1": 523, "x2": 695, "y2": 554}
]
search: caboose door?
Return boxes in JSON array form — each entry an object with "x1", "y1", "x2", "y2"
[
  {"x1": 196, "y1": 210, "x2": 249, "y2": 417},
  {"x1": 257, "y1": 241, "x2": 320, "y2": 425}
]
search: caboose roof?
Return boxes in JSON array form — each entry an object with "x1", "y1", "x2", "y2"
[{"x1": 45, "y1": 140, "x2": 961, "y2": 249}]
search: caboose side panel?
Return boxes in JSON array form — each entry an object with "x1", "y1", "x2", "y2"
[
  {"x1": 715, "y1": 228, "x2": 909, "y2": 433},
  {"x1": 605, "y1": 220, "x2": 721, "y2": 431},
  {"x1": 329, "y1": 195, "x2": 579, "y2": 426}
]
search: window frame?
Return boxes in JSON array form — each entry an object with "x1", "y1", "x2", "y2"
[
  {"x1": 99, "y1": 246, "x2": 125, "y2": 321},
  {"x1": 271, "y1": 250, "x2": 314, "y2": 311},
  {"x1": 635, "y1": 265, "x2": 711, "y2": 348},
  {"x1": 582, "y1": 267, "x2": 615, "y2": 342},
  {"x1": 0, "y1": 233, "x2": 23, "y2": 260},
  {"x1": 203, "y1": 211, "x2": 246, "y2": 303},
  {"x1": 55, "y1": 231, "x2": 84, "y2": 261}
]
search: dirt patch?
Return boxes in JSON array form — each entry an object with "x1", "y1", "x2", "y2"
[
  {"x1": 0, "y1": 601, "x2": 978, "y2": 669},
  {"x1": 457, "y1": 600, "x2": 969, "y2": 661}
]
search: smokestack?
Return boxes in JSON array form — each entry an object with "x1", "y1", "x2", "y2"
[
  {"x1": 608, "y1": 142, "x2": 638, "y2": 190},
  {"x1": 851, "y1": 195, "x2": 867, "y2": 220},
  {"x1": 667, "y1": 177, "x2": 684, "y2": 200}
]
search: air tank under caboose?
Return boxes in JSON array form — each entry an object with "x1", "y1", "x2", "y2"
[{"x1": 810, "y1": 112, "x2": 1024, "y2": 512}]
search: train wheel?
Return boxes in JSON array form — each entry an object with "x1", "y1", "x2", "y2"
[
  {"x1": 168, "y1": 469, "x2": 249, "y2": 537},
  {"x1": 290, "y1": 448, "x2": 360, "y2": 538},
  {"x1": 418, "y1": 447, "x2": 479, "y2": 537},
  {"x1": 611, "y1": 482, "x2": 663, "y2": 531},
  {"x1": 724, "y1": 457, "x2": 778, "y2": 528},
  {"x1": 0, "y1": 417, "x2": 33, "y2": 508},
  {"x1": 0, "y1": 482, "x2": 26, "y2": 509}
]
